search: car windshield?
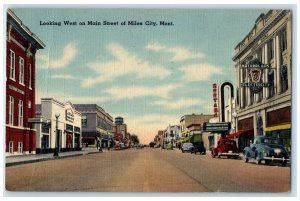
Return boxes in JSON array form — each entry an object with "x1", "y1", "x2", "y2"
[
  {"x1": 225, "y1": 141, "x2": 234, "y2": 145},
  {"x1": 183, "y1": 143, "x2": 193, "y2": 147},
  {"x1": 261, "y1": 138, "x2": 279, "y2": 144}
]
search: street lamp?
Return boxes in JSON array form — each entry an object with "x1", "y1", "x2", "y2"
[{"x1": 53, "y1": 113, "x2": 60, "y2": 157}]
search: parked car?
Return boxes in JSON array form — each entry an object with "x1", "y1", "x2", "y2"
[
  {"x1": 154, "y1": 144, "x2": 160, "y2": 148},
  {"x1": 243, "y1": 136, "x2": 290, "y2": 166},
  {"x1": 115, "y1": 143, "x2": 121, "y2": 150},
  {"x1": 211, "y1": 138, "x2": 239, "y2": 159},
  {"x1": 190, "y1": 142, "x2": 206, "y2": 155},
  {"x1": 181, "y1": 142, "x2": 194, "y2": 153}
]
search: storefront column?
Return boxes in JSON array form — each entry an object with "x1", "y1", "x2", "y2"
[{"x1": 264, "y1": 43, "x2": 269, "y2": 99}]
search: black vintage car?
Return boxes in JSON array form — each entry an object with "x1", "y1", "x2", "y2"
[
  {"x1": 190, "y1": 142, "x2": 206, "y2": 155},
  {"x1": 243, "y1": 136, "x2": 290, "y2": 166}
]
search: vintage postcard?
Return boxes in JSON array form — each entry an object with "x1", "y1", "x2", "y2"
[{"x1": 4, "y1": 7, "x2": 293, "y2": 193}]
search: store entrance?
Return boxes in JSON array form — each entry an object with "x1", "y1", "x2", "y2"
[{"x1": 66, "y1": 132, "x2": 73, "y2": 150}]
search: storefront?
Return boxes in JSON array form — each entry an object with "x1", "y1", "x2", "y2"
[
  {"x1": 226, "y1": 129, "x2": 254, "y2": 151},
  {"x1": 265, "y1": 106, "x2": 291, "y2": 153},
  {"x1": 30, "y1": 98, "x2": 82, "y2": 153}
]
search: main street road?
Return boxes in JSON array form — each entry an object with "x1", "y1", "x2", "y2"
[{"x1": 6, "y1": 148, "x2": 291, "y2": 192}]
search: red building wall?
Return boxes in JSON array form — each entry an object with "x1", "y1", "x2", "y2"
[{"x1": 6, "y1": 10, "x2": 44, "y2": 155}]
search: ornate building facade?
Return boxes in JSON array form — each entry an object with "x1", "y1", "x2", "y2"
[{"x1": 232, "y1": 10, "x2": 292, "y2": 152}]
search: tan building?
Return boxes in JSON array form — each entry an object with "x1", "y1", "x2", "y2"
[
  {"x1": 232, "y1": 10, "x2": 292, "y2": 152},
  {"x1": 157, "y1": 130, "x2": 164, "y2": 147},
  {"x1": 180, "y1": 114, "x2": 214, "y2": 138}
]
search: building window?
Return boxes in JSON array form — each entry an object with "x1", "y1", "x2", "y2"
[
  {"x1": 9, "y1": 141, "x2": 14, "y2": 154},
  {"x1": 280, "y1": 28, "x2": 287, "y2": 52},
  {"x1": 9, "y1": 96, "x2": 14, "y2": 125},
  {"x1": 280, "y1": 64, "x2": 288, "y2": 93},
  {"x1": 81, "y1": 116, "x2": 87, "y2": 127},
  {"x1": 268, "y1": 39, "x2": 274, "y2": 60},
  {"x1": 9, "y1": 50, "x2": 15, "y2": 80},
  {"x1": 19, "y1": 57, "x2": 25, "y2": 85},
  {"x1": 29, "y1": 64, "x2": 32, "y2": 89},
  {"x1": 28, "y1": 100, "x2": 31, "y2": 109},
  {"x1": 18, "y1": 100, "x2": 23, "y2": 127},
  {"x1": 268, "y1": 69, "x2": 275, "y2": 98},
  {"x1": 18, "y1": 141, "x2": 23, "y2": 153}
]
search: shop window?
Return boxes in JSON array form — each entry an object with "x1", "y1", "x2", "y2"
[
  {"x1": 41, "y1": 135, "x2": 49, "y2": 149},
  {"x1": 9, "y1": 141, "x2": 14, "y2": 154},
  {"x1": 18, "y1": 141, "x2": 23, "y2": 153}
]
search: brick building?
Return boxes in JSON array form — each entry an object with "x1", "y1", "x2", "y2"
[{"x1": 6, "y1": 9, "x2": 45, "y2": 155}]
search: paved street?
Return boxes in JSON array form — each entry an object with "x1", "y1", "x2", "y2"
[{"x1": 6, "y1": 148, "x2": 291, "y2": 192}]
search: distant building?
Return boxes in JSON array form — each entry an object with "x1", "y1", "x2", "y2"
[
  {"x1": 74, "y1": 104, "x2": 113, "y2": 148},
  {"x1": 6, "y1": 9, "x2": 45, "y2": 155},
  {"x1": 232, "y1": 10, "x2": 292, "y2": 152},
  {"x1": 180, "y1": 114, "x2": 214, "y2": 138},
  {"x1": 30, "y1": 98, "x2": 82, "y2": 153},
  {"x1": 157, "y1": 130, "x2": 164, "y2": 147},
  {"x1": 113, "y1": 116, "x2": 127, "y2": 144},
  {"x1": 163, "y1": 125, "x2": 181, "y2": 147}
]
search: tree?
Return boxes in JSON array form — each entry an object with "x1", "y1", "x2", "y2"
[{"x1": 131, "y1": 134, "x2": 140, "y2": 145}]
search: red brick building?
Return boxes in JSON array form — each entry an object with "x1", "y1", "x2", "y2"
[{"x1": 6, "y1": 9, "x2": 45, "y2": 155}]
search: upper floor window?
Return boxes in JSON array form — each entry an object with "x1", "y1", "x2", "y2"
[
  {"x1": 29, "y1": 64, "x2": 32, "y2": 89},
  {"x1": 280, "y1": 28, "x2": 287, "y2": 52},
  {"x1": 18, "y1": 100, "x2": 23, "y2": 127},
  {"x1": 9, "y1": 50, "x2": 15, "y2": 80},
  {"x1": 19, "y1": 57, "x2": 25, "y2": 85},
  {"x1": 9, "y1": 96, "x2": 14, "y2": 125},
  {"x1": 268, "y1": 39, "x2": 274, "y2": 60}
]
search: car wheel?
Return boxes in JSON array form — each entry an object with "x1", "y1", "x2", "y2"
[
  {"x1": 203, "y1": 151, "x2": 206, "y2": 155},
  {"x1": 243, "y1": 155, "x2": 249, "y2": 163},
  {"x1": 211, "y1": 152, "x2": 215, "y2": 158},
  {"x1": 265, "y1": 160, "x2": 270, "y2": 165},
  {"x1": 282, "y1": 161, "x2": 287, "y2": 167},
  {"x1": 255, "y1": 155, "x2": 261, "y2": 165}
]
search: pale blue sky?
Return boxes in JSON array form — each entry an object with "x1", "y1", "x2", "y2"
[{"x1": 13, "y1": 8, "x2": 266, "y2": 143}]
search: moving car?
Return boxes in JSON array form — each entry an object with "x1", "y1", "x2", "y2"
[
  {"x1": 181, "y1": 142, "x2": 194, "y2": 153},
  {"x1": 243, "y1": 136, "x2": 290, "y2": 166},
  {"x1": 190, "y1": 142, "x2": 206, "y2": 155},
  {"x1": 211, "y1": 138, "x2": 239, "y2": 159}
]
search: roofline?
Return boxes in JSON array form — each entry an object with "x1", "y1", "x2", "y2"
[{"x1": 7, "y1": 9, "x2": 45, "y2": 49}]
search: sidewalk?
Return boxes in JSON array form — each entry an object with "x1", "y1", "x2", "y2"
[{"x1": 5, "y1": 147, "x2": 104, "y2": 167}]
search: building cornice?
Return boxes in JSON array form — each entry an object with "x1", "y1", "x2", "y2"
[
  {"x1": 233, "y1": 10, "x2": 288, "y2": 61},
  {"x1": 7, "y1": 9, "x2": 45, "y2": 49}
]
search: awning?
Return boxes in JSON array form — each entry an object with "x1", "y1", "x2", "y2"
[
  {"x1": 227, "y1": 129, "x2": 254, "y2": 139},
  {"x1": 265, "y1": 123, "x2": 291, "y2": 132}
]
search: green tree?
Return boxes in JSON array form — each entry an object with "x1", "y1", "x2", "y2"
[{"x1": 131, "y1": 134, "x2": 140, "y2": 145}]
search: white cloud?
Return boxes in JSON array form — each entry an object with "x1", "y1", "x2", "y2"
[
  {"x1": 145, "y1": 42, "x2": 166, "y2": 51},
  {"x1": 146, "y1": 42, "x2": 205, "y2": 62},
  {"x1": 81, "y1": 42, "x2": 171, "y2": 88},
  {"x1": 152, "y1": 98, "x2": 202, "y2": 110},
  {"x1": 36, "y1": 42, "x2": 78, "y2": 69},
  {"x1": 179, "y1": 63, "x2": 223, "y2": 82},
  {"x1": 51, "y1": 74, "x2": 76, "y2": 80},
  {"x1": 104, "y1": 83, "x2": 181, "y2": 100}
]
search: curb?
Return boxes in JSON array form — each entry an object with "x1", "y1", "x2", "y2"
[{"x1": 6, "y1": 153, "x2": 84, "y2": 167}]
